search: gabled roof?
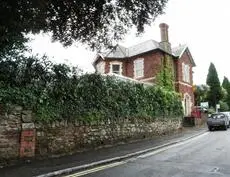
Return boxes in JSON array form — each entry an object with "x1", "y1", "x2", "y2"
[
  {"x1": 172, "y1": 44, "x2": 187, "y2": 58},
  {"x1": 93, "y1": 40, "x2": 196, "y2": 67},
  {"x1": 105, "y1": 40, "x2": 166, "y2": 59},
  {"x1": 172, "y1": 44, "x2": 196, "y2": 67},
  {"x1": 106, "y1": 44, "x2": 127, "y2": 58},
  {"x1": 126, "y1": 40, "x2": 162, "y2": 57}
]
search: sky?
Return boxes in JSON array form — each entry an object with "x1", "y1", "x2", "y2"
[{"x1": 28, "y1": 0, "x2": 230, "y2": 85}]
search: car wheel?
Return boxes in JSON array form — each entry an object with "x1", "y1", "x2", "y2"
[
  {"x1": 208, "y1": 126, "x2": 212, "y2": 131},
  {"x1": 224, "y1": 125, "x2": 228, "y2": 131}
]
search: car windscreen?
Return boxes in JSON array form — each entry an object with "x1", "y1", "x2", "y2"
[{"x1": 211, "y1": 114, "x2": 225, "y2": 119}]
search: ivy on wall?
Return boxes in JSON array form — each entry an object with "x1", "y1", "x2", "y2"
[{"x1": 156, "y1": 55, "x2": 175, "y2": 91}]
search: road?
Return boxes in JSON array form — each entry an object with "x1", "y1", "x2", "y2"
[{"x1": 65, "y1": 130, "x2": 230, "y2": 177}]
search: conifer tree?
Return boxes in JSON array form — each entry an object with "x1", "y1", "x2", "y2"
[
  {"x1": 206, "y1": 63, "x2": 222, "y2": 108},
  {"x1": 222, "y1": 76, "x2": 230, "y2": 90}
]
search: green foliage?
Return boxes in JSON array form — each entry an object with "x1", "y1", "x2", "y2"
[
  {"x1": 156, "y1": 55, "x2": 174, "y2": 91},
  {"x1": 0, "y1": 34, "x2": 28, "y2": 59},
  {"x1": 208, "y1": 107, "x2": 215, "y2": 114},
  {"x1": 219, "y1": 101, "x2": 229, "y2": 112},
  {"x1": 221, "y1": 76, "x2": 230, "y2": 109},
  {"x1": 222, "y1": 76, "x2": 230, "y2": 90},
  {"x1": 194, "y1": 84, "x2": 209, "y2": 106},
  {"x1": 206, "y1": 62, "x2": 222, "y2": 108},
  {"x1": 0, "y1": 56, "x2": 183, "y2": 122},
  {"x1": 1, "y1": 0, "x2": 168, "y2": 50},
  {"x1": 221, "y1": 87, "x2": 228, "y2": 102}
]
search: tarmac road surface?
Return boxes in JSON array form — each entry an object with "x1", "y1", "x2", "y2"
[{"x1": 66, "y1": 129, "x2": 230, "y2": 177}]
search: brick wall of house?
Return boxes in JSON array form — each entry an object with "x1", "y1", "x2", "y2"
[
  {"x1": 103, "y1": 51, "x2": 179, "y2": 86},
  {"x1": 96, "y1": 48, "x2": 195, "y2": 112},
  {"x1": 126, "y1": 51, "x2": 163, "y2": 81},
  {"x1": 104, "y1": 50, "x2": 164, "y2": 83},
  {"x1": 176, "y1": 83, "x2": 194, "y2": 102},
  {"x1": 175, "y1": 49, "x2": 193, "y2": 84},
  {"x1": 175, "y1": 49, "x2": 195, "y2": 110},
  {"x1": 103, "y1": 59, "x2": 126, "y2": 75},
  {"x1": 104, "y1": 60, "x2": 110, "y2": 74}
]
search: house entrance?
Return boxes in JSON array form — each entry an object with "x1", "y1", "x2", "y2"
[{"x1": 184, "y1": 93, "x2": 191, "y2": 116}]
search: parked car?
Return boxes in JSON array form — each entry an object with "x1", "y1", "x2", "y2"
[
  {"x1": 207, "y1": 113, "x2": 229, "y2": 131},
  {"x1": 220, "y1": 112, "x2": 230, "y2": 127}
]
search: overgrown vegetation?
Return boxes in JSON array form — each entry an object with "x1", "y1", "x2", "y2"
[
  {"x1": 156, "y1": 55, "x2": 175, "y2": 91},
  {"x1": 194, "y1": 85, "x2": 209, "y2": 106},
  {"x1": 0, "y1": 56, "x2": 183, "y2": 122},
  {"x1": 1, "y1": 0, "x2": 168, "y2": 51},
  {"x1": 0, "y1": 0, "x2": 184, "y2": 123},
  {"x1": 194, "y1": 62, "x2": 230, "y2": 112}
]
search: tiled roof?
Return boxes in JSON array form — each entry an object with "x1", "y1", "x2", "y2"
[
  {"x1": 93, "y1": 40, "x2": 195, "y2": 66},
  {"x1": 172, "y1": 44, "x2": 187, "y2": 57},
  {"x1": 172, "y1": 44, "x2": 196, "y2": 66},
  {"x1": 106, "y1": 45, "x2": 127, "y2": 58},
  {"x1": 105, "y1": 40, "x2": 165, "y2": 58},
  {"x1": 127, "y1": 40, "x2": 162, "y2": 57},
  {"x1": 105, "y1": 40, "x2": 189, "y2": 59}
]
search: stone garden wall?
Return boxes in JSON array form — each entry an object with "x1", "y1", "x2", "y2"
[
  {"x1": 0, "y1": 106, "x2": 22, "y2": 166},
  {"x1": 0, "y1": 106, "x2": 182, "y2": 167}
]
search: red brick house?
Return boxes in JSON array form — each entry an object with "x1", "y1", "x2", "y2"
[{"x1": 93, "y1": 23, "x2": 196, "y2": 116}]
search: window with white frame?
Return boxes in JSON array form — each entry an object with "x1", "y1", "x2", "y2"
[
  {"x1": 96, "y1": 61, "x2": 105, "y2": 74},
  {"x1": 134, "y1": 58, "x2": 144, "y2": 78},
  {"x1": 182, "y1": 63, "x2": 190, "y2": 83},
  {"x1": 110, "y1": 62, "x2": 122, "y2": 75}
]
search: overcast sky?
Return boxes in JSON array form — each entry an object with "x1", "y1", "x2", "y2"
[{"x1": 29, "y1": 0, "x2": 230, "y2": 85}]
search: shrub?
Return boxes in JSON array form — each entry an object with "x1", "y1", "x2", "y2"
[{"x1": 0, "y1": 56, "x2": 183, "y2": 122}]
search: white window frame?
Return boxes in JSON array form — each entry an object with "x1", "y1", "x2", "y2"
[
  {"x1": 96, "y1": 61, "x2": 105, "y2": 74},
  {"x1": 110, "y1": 61, "x2": 122, "y2": 75},
  {"x1": 187, "y1": 65, "x2": 190, "y2": 83},
  {"x1": 182, "y1": 63, "x2": 185, "y2": 81},
  {"x1": 182, "y1": 62, "x2": 190, "y2": 83},
  {"x1": 134, "y1": 58, "x2": 144, "y2": 78}
]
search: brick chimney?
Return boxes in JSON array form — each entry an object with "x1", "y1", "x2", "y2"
[{"x1": 159, "y1": 23, "x2": 172, "y2": 53}]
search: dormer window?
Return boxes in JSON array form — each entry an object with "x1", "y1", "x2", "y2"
[{"x1": 110, "y1": 61, "x2": 122, "y2": 75}]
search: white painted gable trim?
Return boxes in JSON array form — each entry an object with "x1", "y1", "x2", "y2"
[{"x1": 92, "y1": 53, "x2": 105, "y2": 66}]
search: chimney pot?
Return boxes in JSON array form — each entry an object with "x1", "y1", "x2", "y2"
[{"x1": 159, "y1": 23, "x2": 169, "y2": 42}]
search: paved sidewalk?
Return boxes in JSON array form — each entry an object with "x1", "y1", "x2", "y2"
[{"x1": 0, "y1": 127, "x2": 207, "y2": 177}]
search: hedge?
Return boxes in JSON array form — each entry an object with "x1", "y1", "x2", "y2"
[{"x1": 0, "y1": 56, "x2": 183, "y2": 122}]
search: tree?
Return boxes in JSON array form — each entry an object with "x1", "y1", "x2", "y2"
[
  {"x1": 193, "y1": 84, "x2": 209, "y2": 106},
  {"x1": 206, "y1": 63, "x2": 222, "y2": 108},
  {"x1": 222, "y1": 76, "x2": 230, "y2": 90},
  {"x1": 0, "y1": 0, "x2": 168, "y2": 51},
  {"x1": 219, "y1": 100, "x2": 229, "y2": 112},
  {"x1": 221, "y1": 76, "x2": 230, "y2": 109}
]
